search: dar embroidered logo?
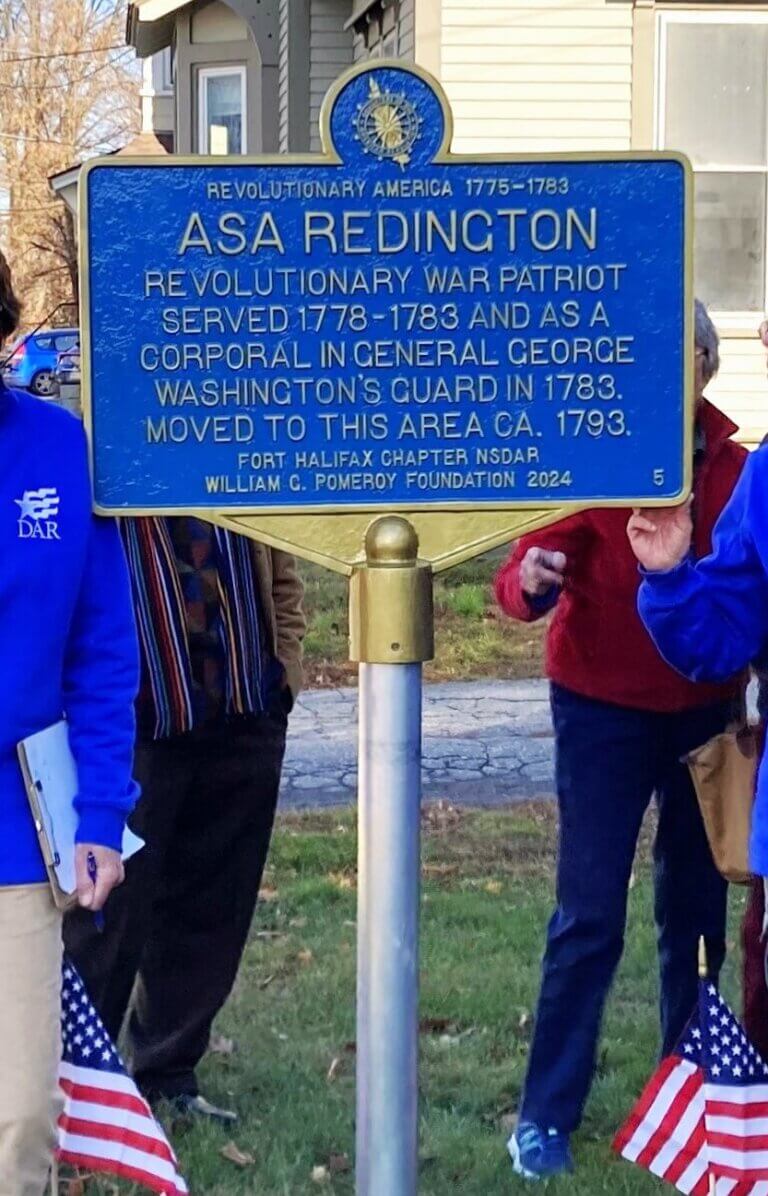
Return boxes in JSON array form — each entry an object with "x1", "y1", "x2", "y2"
[{"x1": 15, "y1": 488, "x2": 61, "y2": 540}]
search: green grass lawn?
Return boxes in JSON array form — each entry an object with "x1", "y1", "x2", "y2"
[
  {"x1": 74, "y1": 804, "x2": 747, "y2": 1194},
  {"x1": 302, "y1": 552, "x2": 547, "y2": 687}
]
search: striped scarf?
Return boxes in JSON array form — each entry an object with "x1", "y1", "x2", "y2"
[{"x1": 120, "y1": 518, "x2": 265, "y2": 739}]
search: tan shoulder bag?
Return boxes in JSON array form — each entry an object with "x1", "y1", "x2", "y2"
[{"x1": 686, "y1": 722, "x2": 758, "y2": 885}]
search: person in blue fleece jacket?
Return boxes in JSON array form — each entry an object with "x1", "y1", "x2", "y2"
[
  {"x1": 629, "y1": 441, "x2": 768, "y2": 875},
  {"x1": 0, "y1": 252, "x2": 139, "y2": 1194}
]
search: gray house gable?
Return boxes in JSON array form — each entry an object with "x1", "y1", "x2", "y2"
[{"x1": 127, "y1": 0, "x2": 415, "y2": 155}]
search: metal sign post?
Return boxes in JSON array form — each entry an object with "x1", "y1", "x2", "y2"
[
  {"x1": 80, "y1": 58, "x2": 692, "y2": 1196},
  {"x1": 350, "y1": 517, "x2": 433, "y2": 1194}
]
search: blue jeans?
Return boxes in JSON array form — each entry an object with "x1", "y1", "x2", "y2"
[{"x1": 520, "y1": 684, "x2": 732, "y2": 1134}]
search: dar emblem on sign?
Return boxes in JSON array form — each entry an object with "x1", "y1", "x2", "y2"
[{"x1": 354, "y1": 77, "x2": 422, "y2": 168}]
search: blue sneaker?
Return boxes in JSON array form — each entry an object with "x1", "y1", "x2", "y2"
[{"x1": 508, "y1": 1121, "x2": 573, "y2": 1181}]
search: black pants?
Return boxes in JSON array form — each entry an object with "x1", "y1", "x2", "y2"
[
  {"x1": 521, "y1": 685, "x2": 730, "y2": 1133},
  {"x1": 64, "y1": 713, "x2": 287, "y2": 1099}
]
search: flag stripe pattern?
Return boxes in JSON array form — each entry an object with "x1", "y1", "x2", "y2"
[
  {"x1": 57, "y1": 959, "x2": 188, "y2": 1195},
  {"x1": 613, "y1": 1053, "x2": 711, "y2": 1195},
  {"x1": 701, "y1": 984, "x2": 768, "y2": 1187},
  {"x1": 615, "y1": 975, "x2": 768, "y2": 1195}
]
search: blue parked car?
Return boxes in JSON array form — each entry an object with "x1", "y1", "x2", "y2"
[{"x1": 3, "y1": 327, "x2": 79, "y2": 397}]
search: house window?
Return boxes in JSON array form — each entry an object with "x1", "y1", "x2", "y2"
[
  {"x1": 657, "y1": 12, "x2": 768, "y2": 318},
  {"x1": 198, "y1": 65, "x2": 246, "y2": 154}
]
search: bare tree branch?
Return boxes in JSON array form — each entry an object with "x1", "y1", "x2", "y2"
[{"x1": 0, "y1": 1, "x2": 138, "y2": 326}]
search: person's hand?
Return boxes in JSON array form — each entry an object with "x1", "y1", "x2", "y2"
[
  {"x1": 627, "y1": 500, "x2": 693, "y2": 573},
  {"x1": 74, "y1": 844, "x2": 124, "y2": 911},
  {"x1": 520, "y1": 547, "x2": 567, "y2": 598}
]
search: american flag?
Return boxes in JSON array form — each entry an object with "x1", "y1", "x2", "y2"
[
  {"x1": 615, "y1": 978, "x2": 768, "y2": 1195},
  {"x1": 57, "y1": 958, "x2": 188, "y2": 1195}
]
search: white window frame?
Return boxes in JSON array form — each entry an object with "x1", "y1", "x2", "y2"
[
  {"x1": 198, "y1": 64, "x2": 247, "y2": 155},
  {"x1": 656, "y1": 8, "x2": 768, "y2": 328}
]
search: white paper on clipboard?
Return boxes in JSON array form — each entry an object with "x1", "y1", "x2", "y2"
[{"x1": 18, "y1": 720, "x2": 143, "y2": 897}]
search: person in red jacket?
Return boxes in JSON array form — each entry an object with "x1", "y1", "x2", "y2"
[{"x1": 496, "y1": 301, "x2": 747, "y2": 1181}]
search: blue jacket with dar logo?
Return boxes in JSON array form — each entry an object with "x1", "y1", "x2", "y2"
[{"x1": 0, "y1": 383, "x2": 139, "y2": 884}]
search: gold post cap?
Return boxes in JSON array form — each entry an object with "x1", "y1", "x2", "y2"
[
  {"x1": 365, "y1": 516, "x2": 419, "y2": 568},
  {"x1": 349, "y1": 516, "x2": 434, "y2": 663},
  {"x1": 698, "y1": 936, "x2": 708, "y2": 980}
]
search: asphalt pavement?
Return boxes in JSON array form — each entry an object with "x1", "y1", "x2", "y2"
[
  {"x1": 281, "y1": 678, "x2": 555, "y2": 809},
  {"x1": 282, "y1": 676, "x2": 760, "y2": 809}
]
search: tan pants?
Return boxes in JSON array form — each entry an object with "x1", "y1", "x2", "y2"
[{"x1": 0, "y1": 886, "x2": 62, "y2": 1196}]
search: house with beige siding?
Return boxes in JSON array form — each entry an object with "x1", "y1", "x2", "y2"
[{"x1": 53, "y1": 0, "x2": 768, "y2": 443}]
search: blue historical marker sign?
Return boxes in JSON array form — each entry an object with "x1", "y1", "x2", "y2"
[{"x1": 82, "y1": 62, "x2": 692, "y2": 514}]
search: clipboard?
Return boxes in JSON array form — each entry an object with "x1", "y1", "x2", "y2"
[{"x1": 18, "y1": 720, "x2": 143, "y2": 911}]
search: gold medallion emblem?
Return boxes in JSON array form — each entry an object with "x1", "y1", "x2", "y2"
[{"x1": 354, "y1": 78, "x2": 422, "y2": 170}]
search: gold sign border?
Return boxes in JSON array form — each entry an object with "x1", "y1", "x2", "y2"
[{"x1": 78, "y1": 60, "x2": 694, "y2": 570}]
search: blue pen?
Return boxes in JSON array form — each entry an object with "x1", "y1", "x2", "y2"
[{"x1": 86, "y1": 851, "x2": 105, "y2": 933}]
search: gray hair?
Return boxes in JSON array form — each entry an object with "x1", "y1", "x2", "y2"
[{"x1": 695, "y1": 299, "x2": 720, "y2": 385}]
